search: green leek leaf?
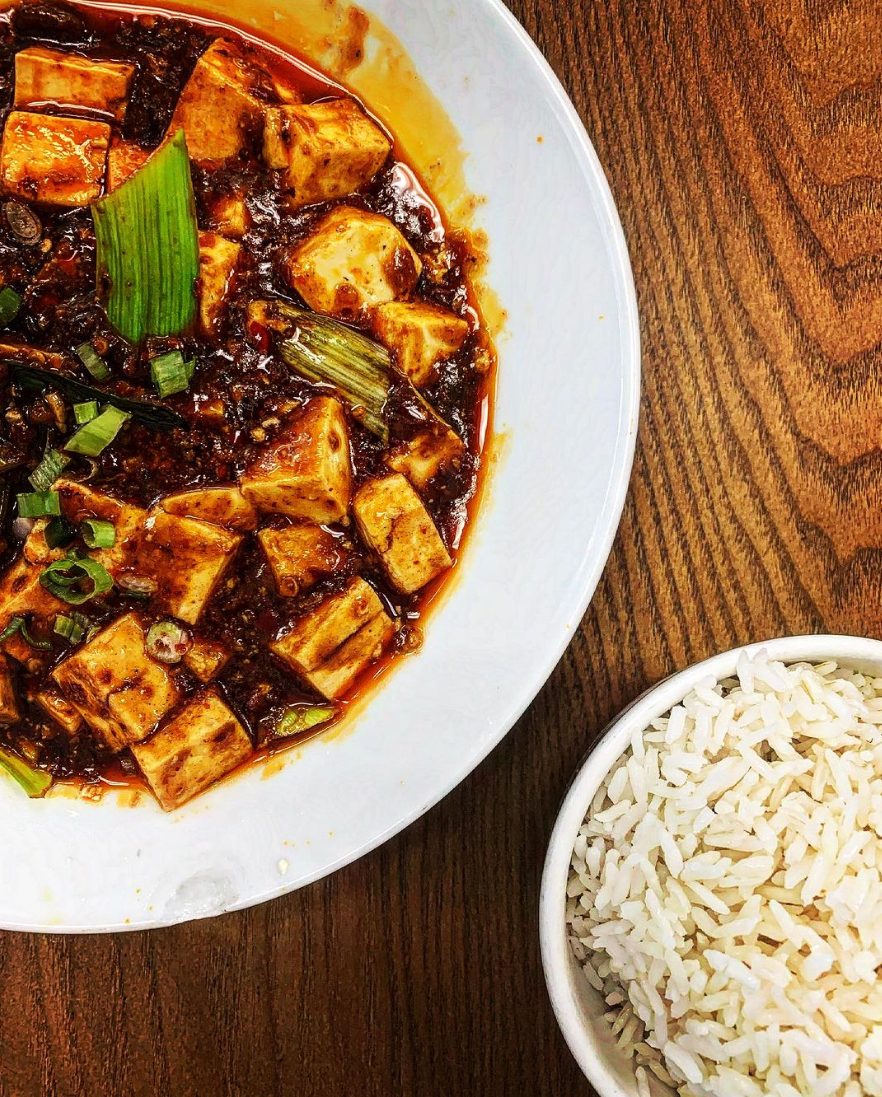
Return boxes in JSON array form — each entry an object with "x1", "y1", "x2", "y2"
[{"x1": 0, "y1": 747, "x2": 52, "y2": 799}]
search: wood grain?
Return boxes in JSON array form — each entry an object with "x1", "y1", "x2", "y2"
[{"x1": 0, "y1": 0, "x2": 875, "y2": 1093}]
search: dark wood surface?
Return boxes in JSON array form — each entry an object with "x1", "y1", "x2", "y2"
[{"x1": 1, "y1": 0, "x2": 870, "y2": 1092}]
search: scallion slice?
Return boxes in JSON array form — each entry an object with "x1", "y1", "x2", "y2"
[
  {"x1": 75, "y1": 342, "x2": 110, "y2": 381},
  {"x1": 92, "y1": 130, "x2": 200, "y2": 344},
  {"x1": 0, "y1": 286, "x2": 22, "y2": 327},
  {"x1": 54, "y1": 614, "x2": 85, "y2": 643},
  {"x1": 64, "y1": 406, "x2": 130, "y2": 457},
  {"x1": 0, "y1": 614, "x2": 52, "y2": 650},
  {"x1": 28, "y1": 449, "x2": 69, "y2": 492},
  {"x1": 275, "y1": 705, "x2": 337, "y2": 739},
  {"x1": 81, "y1": 518, "x2": 115, "y2": 549},
  {"x1": 0, "y1": 616, "x2": 23, "y2": 642},
  {"x1": 73, "y1": 400, "x2": 98, "y2": 425},
  {"x1": 146, "y1": 620, "x2": 191, "y2": 664},
  {"x1": 45, "y1": 517, "x2": 76, "y2": 549},
  {"x1": 150, "y1": 350, "x2": 195, "y2": 398},
  {"x1": 39, "y1": 555, "x2": 113, "y2": 605},
  {"x1": 17, "y1": 490, "x2": 61, "y2": 518},
  {"x1": 0, "y1": 747, "x2": 52, "y2": 799}
]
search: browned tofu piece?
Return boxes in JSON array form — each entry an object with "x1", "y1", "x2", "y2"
[
  {"x1": 106, "y1": 135, "x2": 149, "y2": 191},
  {"x1": 133, "y1": 510, "x2": 242, "y2": 625},
  {"x1": 55, "y1": 479, "x2": 145, "y2": 577},
  {"x1": 52, "y1": 614, "x2": 179, "y2": 752},
  {"x1": 183, "y1": 638, "x2": 230, "y2": 683},
  {"x1": 160, "y1": 486, "x2": 258, "y2": 532},
  {"x1": 35, "y1": 689, "x2": 82, "y2": 734},
  {"x1": 198, "y1": 231, "x2": 241, "y2": 338},
  {"x1": 282, "y1": 205, "x2": 422, "y2": 318},
  {"x1": 168, "y1": 39, "x2": 266, "y2": 166},
  {"x1": 0, "y1": 559, "x2": 63, "y2": 668},
  {"x1": 15, "y1": 46, "x2": 135, "y2": 122},
  {"x1": 207, "y1": 192, "x2": 249, "y2": 238},
  {"x1": 132, "y1": 689, "x2": 252, "y2": 811},
  {"x1": 263, "y1": 99, "x2": 390, "y2": 209},
  {"x1": 371, "y1": 301, "x2": 470, "y2": 387},
  {"x1": 270, "y1": 577, "x2": 394, "y2": 700},
  {"x1": 0, "y1": 111, "x2": 110, "y2": 207},
  {"x1": 385, "y1": 427, "x2": 465, "y2": 493},
  {"x1": 353, "y1": 474, "x2": 452, "y2": 595},
  {"x1": 258, "y1": 525, "x2": 346, "y2": 598},
  {"x1": 240, "y1": 397, "x2": 352, "y2": 523},
  {"x1": 0, "y1": 656, "x2": 19, "y2": 726}
]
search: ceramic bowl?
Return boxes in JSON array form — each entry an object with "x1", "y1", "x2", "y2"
[
  {"x1": 0, "y1": 0, "x2": 640, "y2": 930},
  {"x1": 539, "y1": 634, "x2": 882, "y2": 1095}
]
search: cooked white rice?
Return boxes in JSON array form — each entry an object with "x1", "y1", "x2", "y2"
[{"x1": 566, "y1": 652, "x2": 882, "y2": 1097}]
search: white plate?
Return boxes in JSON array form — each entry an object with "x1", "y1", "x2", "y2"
[{"x1": 0, "y1": 0, "x2": 640, "y2": 931}]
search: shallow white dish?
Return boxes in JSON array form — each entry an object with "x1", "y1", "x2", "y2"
[
  {"x1": 0, "y1": 0, "x2": 640, "y2": 931},
  {"x1": 540, "y1": 634, "x2": 882, "y2": 1096}
]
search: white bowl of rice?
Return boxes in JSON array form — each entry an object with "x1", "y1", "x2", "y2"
[{"x1": 540, "y1": 635, "x2": 882, "y2": 1097}]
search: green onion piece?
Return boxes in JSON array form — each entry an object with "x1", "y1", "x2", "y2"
[
  {"x1": 11, "y1": 365, "x2": 188, "y2": 432},
  {"x1": 275, "y1": 705, "x2": 337, "y2": 739},
  {"x1": 92, "y1": 130, "x2": 200, "y2": 344},
  {"x1": 39, "y1": 555, "x2": 113, "y2": 605},
  {"x1": 146, "y1": 620, "x2": 191, "y2": 664},
  {"x1": 0, "y1": 614, "x2": 51, "y2": 649},
  {"x1": 54, "y1": 614, "x2": 85, "y2": 643},
  {"x1": 150, "y1": 350, "x2": 195, "y2": 398},
  {"x1": 45, "y1": 517, "x2": 76, "y2": 549},
  {"x1": 75, "y1": 342, "x2": 110, "y2": 381},
  {"x1": 0, "y1": 286, "x2": 22, "y2": 327},
  {"x1": 80, "y1": 518, "x2": 115, "y2": 549},
  {"x1": 17, "y1": 490, "x2": 60, "y2": 518},
  {"x1": 64, "y1": 406, "x2": 130, "y2": 457},
  {"x1": 28, "y1": 448, "x2": 69, "y2": 492},
  {"x1": 73, "y1": 400, "x2": 98, "y2": 425},
  {"x1": 271, "y1": 304, "x2": 392, "y2": 442},
  {"x1": 0, "y1": 747, "x2": 52, "y2": 799}
]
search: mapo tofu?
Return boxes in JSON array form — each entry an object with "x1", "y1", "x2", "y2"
[{"x1": 0, "y1": 0, "x2": 494, "y2": 810}]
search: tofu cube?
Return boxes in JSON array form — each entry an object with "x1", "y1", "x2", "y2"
[
  {"x1": 15, "y1": 46, "x2": 135, "y2": 122},
  {"x1": 0, "y1": 110, "x2": 110, "y2": 207},
  {"x1": 107, "y1": 135, "x2": 149, "y2": 191},
  {"x1": 207, "y1": 192, "x2": 249, "y2": 238},
  {"x1": 132, "y1": 689, "x2": 252, "y2": 811},
  {"x1": 0, "y1": 561, "x2": 62, "y2": 666},
  {"x1": 371, "y1": 301, "x2": 470, "y2": 387},
  {"x1": 161, "y1": 485, "x2": 258, "y2": 532},
  {"x1": 353, "y1": 474, "x2": 452, "y2": 594},
  {"x1": 132, "y1": 510, "x2": 242, "y2": 625},
  {"x1": 55, "y1": 478, "x2": 146, "y2": 577},
  {"x1": 0, "y1": 656, "x2": 19, "y2": 725},
  {"x1": 263, "y1": 99, "x2": 390, "y2": 209},
  {"x1": 198, "y1": 231, "x2": 241, "y2": 338},
  {"x1": 270, "y1": 577, "x2": 394, "y2": 700},
  {"x1": 283, "y1": 205, "x2": 421, "y2": 318},
  {"x1": 183, "y1": 638, "x2": 230, "y2": 683},
  {"x1": 168, "y1": 39, "x2": 266, "y2": 166},
  {"x1": 385, "y1": 427, "x2": 465, "y2": 492},
  {"x1": 52, "y1": 614, "x2": 180, "y2": 752},
  {"x1": 35, "y1": 689, "x2": 82, "y2": 734},
  {"x1": 258, "y1": 524, "x2": 346, "y2": 598},
  {"x1": 240, "y1": 397, "x2": 352, "y2": 523}
]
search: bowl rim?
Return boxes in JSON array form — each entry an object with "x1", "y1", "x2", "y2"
[{"x1": 539, "y1": 633, "x2": 882, "y2": 1094}]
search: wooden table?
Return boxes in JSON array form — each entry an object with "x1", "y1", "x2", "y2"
[{"x1": 1, "y1": 1, "x2": 866, "y2": 1092}]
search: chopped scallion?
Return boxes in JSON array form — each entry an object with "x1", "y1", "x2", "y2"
[
  {"x1": 17, "y1": 490, "x2": 61, "y2": 518},
  {"x1": 28, "y1": 449, "x2": 69, "y2": 492},
  {"x1": 0, "y1": 747, "x2": 52, "y2": 799},
  {"x1": 150, "y1": 350, "x2": 195, "y2": 398},
  {"x1": 64, "y1": 405, "x2": 130, "y2": 457},
  {"x1": 73, "y1": 400, "x2": 98, "y2": 425},
  {"x1": 146, "y1": 620, "x2": 191, "y2": 664},
  {"x1": 54, "y1": 614, "x2": 85, "y2": 643},
  {"x1": 275, "y1": 705, "x2": 337, "y2": 739},
  {"x1": 81, "y1": 518, "x2": 115, "y2": 549},
  {"x1": 75, "y1": 342, "x2": 110, "y2": 381},
  {"x1": 39, "y1": 555, "x2": 113, "y2": 605},
  {"x1": 45, "y1": 517, "x2": 76, "y2": 549},
  {"x1": 92, "y1": 130, "x2": 200, "y2": 344},
  {"x1": 0, "y1": 286, "x2": 22, "y2": 327},
  {"x1": 0, "y1": 614, "x2": 51, "y2": 650},
  {"x1": 0, "y1": 616, "x2": 23, "y2": 642}
]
